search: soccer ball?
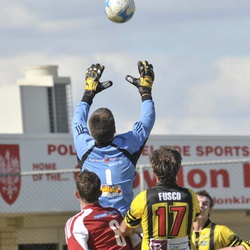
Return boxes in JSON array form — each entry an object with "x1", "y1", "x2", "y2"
[{"x1": 104, "y1": 0, "x2": 135, "y2": 24}]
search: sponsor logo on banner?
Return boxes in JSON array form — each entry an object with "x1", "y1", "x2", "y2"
[{"x1": 0, "y1": 144, "x2": 21, "y2": 205}]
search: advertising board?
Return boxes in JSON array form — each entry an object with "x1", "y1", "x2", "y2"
[{"x1": 0, "y1": 134, "x2": 249, "y2": 212}]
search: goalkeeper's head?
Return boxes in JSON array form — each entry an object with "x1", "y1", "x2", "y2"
[{"x1": 89, "y1": 108, "x2": 116, "y2": 144}]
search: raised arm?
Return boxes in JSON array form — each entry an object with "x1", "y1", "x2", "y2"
[
  {"x1": 120, "y1": 61, "x2": 156, "y2": 148},
  {"x1": 72, "y1": 63, "x2": 113, "y2": 157}
]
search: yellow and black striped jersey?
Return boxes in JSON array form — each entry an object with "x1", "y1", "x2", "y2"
[
  {"x1": 242, "y1": 241, "x2": 250, "y2": 250},
  {"x1": 191, "y1": 220, "x2": 248, "y2": 250},
  {"x1": 124, "y1": 183, "x2": 200, "y2": 250}
]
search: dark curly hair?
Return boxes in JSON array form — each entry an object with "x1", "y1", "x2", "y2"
[{"x1": 149, "y1": 145, "x2": 182, "y2": 185}]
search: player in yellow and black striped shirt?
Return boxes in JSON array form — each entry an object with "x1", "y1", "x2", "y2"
[
  {"x1": 119, "y1": 145, "x2": 201, "y2": 250},
  {"x1": 191, "y1": 190, "x2": 249, "y2": 250}
]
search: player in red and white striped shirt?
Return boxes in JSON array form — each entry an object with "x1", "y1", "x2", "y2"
[{"x1": 65, "y1": 170, "x2": 140, "y2": 250}]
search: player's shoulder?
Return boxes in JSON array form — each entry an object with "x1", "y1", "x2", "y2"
[
  {"x1": 184, "y1": 187, "x2": 196, "y2": 194},
  {"x1": 174, "y1": 186, "x2": 197, "y2": 196},
  {"x1": 112, "y1": 134, "x2": 130, "y2": 145},
  {"x1": 105, "y1": 206, "x2": 122, "y2": 214},
  {"x1": 243, "y1": 240, "x2": 250, "y2": 250},
  {"x1": 113, "y1": 133, "x2": 144, "y2": 152},
  {"x1": 212, "y1": 223, "x2": 234, "y2": 232},
  {"x1": 65, "y1": 210, "x2": 85, "y2": 225},
  {"x1": 132, "y1": 189, "x2": 147, "y2": 205},
  {"x1": 245, "y1": 240, "x2": 250, "y2": 246},
  {"x1": 102, "y1": 207, "x2": 123, "y2": 219},
  {"x1": 134, "y1": 189, "x2": 147, "y2": 199}
]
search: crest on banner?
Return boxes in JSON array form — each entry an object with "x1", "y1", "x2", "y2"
[{"x1": 0, "y1": 144, "x2": 21, "y2": 205}]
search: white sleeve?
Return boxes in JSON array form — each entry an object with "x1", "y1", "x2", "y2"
[
  {"x1": 73, "y1": 212, "x2": 91, "y2": 249},
  {"x1": 65, "y1": 210, "x2": 92, "y2": 250}
]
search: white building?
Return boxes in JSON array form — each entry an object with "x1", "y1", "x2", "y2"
[{"x1": 0, "y1": 65, "x2": 72, "y2": 134}]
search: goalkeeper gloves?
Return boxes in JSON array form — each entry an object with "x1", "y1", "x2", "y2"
[
  {"x1": 125, "y1": 61, "x2": 155, "y2": 96},
  {"x1": 82, "y1": 63, "x2": 113, "y2": 104},
  {"x1": 85, "y1": 63, "x2": 113, "y2": 94}
]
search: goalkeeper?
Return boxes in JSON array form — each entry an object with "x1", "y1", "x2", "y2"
[{"x1": 72, "y1": 60, "x2": 155, "y2": 216}]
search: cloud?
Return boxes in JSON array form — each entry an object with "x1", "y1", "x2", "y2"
[
  {"x1": 1, "y1": 1, "x2": 37, "y2": 28},
  {"x1": 39, "y1": 20, "x2": 84, "y2": 33},
  {"x1": 188, "y1": 56, "x2": 250, "y2": 116},
  {"x1": 149, "y1": 114, "x2": 250, "y2": 136},
  {"x1": 215, "y1": 57, "x2": 250, "y2": 105}
]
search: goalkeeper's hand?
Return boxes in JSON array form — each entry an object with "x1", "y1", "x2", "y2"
[
  {"x1": 85, "y1": 63, "x2": 113, "y2": 95},
  {"x1": 125, "y1": 61, "x2": 155, "y2": 96}
]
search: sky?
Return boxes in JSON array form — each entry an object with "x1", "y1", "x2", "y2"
[{"x1": 1, "y1": 0, "x2": 250, "y2": 136}]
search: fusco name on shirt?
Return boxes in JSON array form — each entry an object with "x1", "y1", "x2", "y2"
[{"x1": 158, "y1": 192, "x2": 181, "y2": 201}]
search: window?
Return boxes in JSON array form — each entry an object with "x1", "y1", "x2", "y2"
[{"x1": 47, "y1": 84, "x2": 70, "y2": 133}]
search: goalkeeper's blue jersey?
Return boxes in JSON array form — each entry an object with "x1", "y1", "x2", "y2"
[{"x1": 72, "y1": 99, "x2": 155, "y2": 216}]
